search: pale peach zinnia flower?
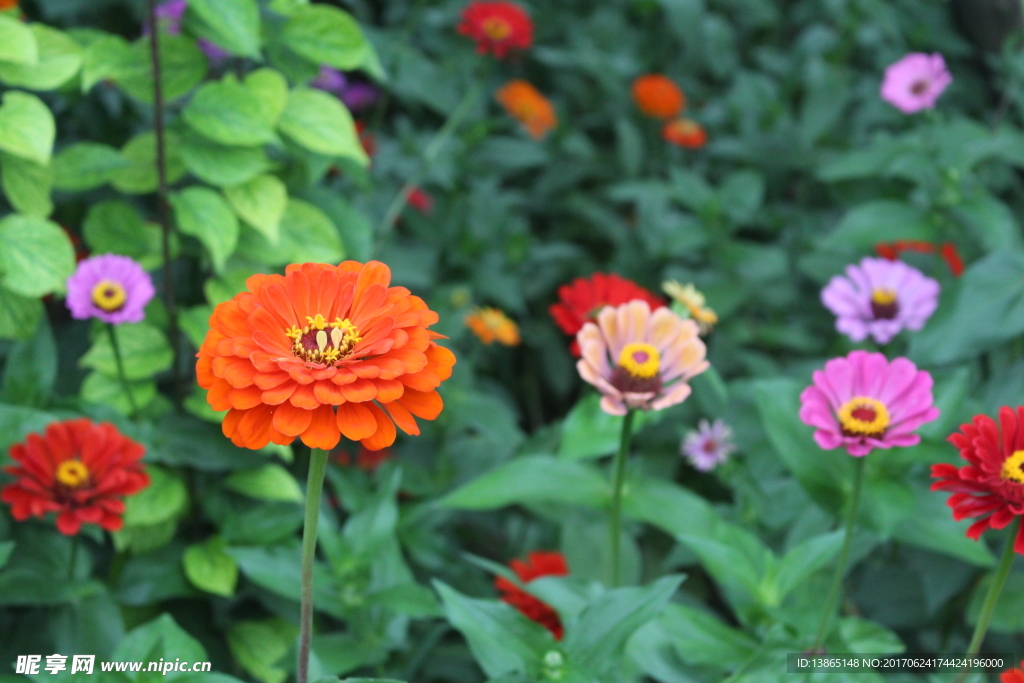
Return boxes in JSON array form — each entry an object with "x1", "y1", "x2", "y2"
[{"x1": 576, "y1": 300, "x2": 709, "y2": 415}]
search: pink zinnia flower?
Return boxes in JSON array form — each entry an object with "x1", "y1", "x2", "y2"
[
  {"x1": 576, "y1": 300, "x2": 709, "y2": 415},
  {"x1": 800, "y1": 350, "x2": 939, "y2": 457},
  {"x1": 821, "y1": 257, "x2": 939, "y2": 345},
  {"x1": 880, "y1": 53, "x2": 952, "y2": 114},
  {"x1": 66, "y1": 254, "x2": 155, "y2": 325},
  {"x1": 682, "y1": 419, "x2": 736, "y2": 471}
]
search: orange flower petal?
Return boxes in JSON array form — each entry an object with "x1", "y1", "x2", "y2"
[
  {"x1": 340, "y1": 378, "x2": 376, "y2": 403},
  {"x1": 361, "y1": 402, "x2": 397, "y2": 451},
  {"x1": 336, "y1": 401, "x2": 378, "y2": 441},
  {"x1": 373, "y1": 378, "x2": 405, "y2": 403},
  {"x1": 313, "y1": 380, "x2": 346, "y2": 405},
  {"x1": 384, "y1": 400, "x2": 420, "y2": 436},
  {"x1": 398, "y1": 389, "x2": 443, "y2": 420},
  {"x1": 300, "y1": 404, "x2": 341, "y2": 450},
  {"x1": 272, "y1": 402, "x2": 313, "y2": 437},
  {"x1": 289, "y1": 382, "x2": 320, "y2": 409}
]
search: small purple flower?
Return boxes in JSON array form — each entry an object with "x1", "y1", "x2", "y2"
[
  {"x1": 151, "y1": 0, "x2": 186, "y2": 35},
  {"x1": 821, "y1": 257, "x2": 939, "y2": 345},
  {"x1": 198, "y1": 38, "x2": 232, "y2": 61},
  {"x1": 681, "y1": 419, "x2": 736, "y2": 471},
  {"x1": 311, "y1": 65, "x2": 379, "y2": 112},
  {"x1": 312, "y1": 65, "x2": 348, "y2": 95},
  {"x1": 880, "y1": 53, "x2": 952, "y2": 114},
  {"x1": 66, "y1": 254, "x2": 155, "y2": 325}
]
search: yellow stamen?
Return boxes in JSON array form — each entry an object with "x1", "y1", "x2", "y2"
[
  {"x1": 482, "y1": 17, "x2": 511, "y2": 40},
  {"x1": 91, "y1": 280, "x2": 127, "y2": 313},
  {"x1": 618, "y1": 342, "x2": 660, "y2": 379},
  {"x1": 1002, "y1": 450, "x2": 1024, "y2": 484},
  {"x1": 837, "y1": 396, "x2": 890, "y2": 437},
  {"x1": 288, "y1": 316, "x2": 362, "y2": 365},
  {"x1": 55, "y1": 460, "x2": 89, "y2": 488},
  {"x1": 871, "y1": 288, "x2": 897, "y2": 306}
]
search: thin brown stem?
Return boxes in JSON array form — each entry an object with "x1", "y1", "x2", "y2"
[{"x1": 147, "y1": 0, "x2": 181, "y2": 403}]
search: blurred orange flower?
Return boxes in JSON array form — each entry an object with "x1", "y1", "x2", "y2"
[
  {"x1": 466, "y1": 307, "x2": 520, "y2": 345},
  {"x1": 662, "y1": 118, "x2": 707, "y2": 148},
  {"x1": 0, "y1": 0, "x2": 17, "y2": 10},
  {"x1": 632, "y1": 74, "x2": 685, "y2": 119},
  {"x1": 197, "y1": 261, "x2": 456, "y2": 452},
  {"x1": 496, "y1": 80, "x2": 557, "y2": 140}
]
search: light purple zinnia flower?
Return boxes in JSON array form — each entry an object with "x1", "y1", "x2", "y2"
[
  {"x1": 799, "y1": 350, "x2": 939, "y2": 457},
  {"x1": 682, "y1": 419, "x2": 736, "y2": 471},
  {"x1": 312, "y1": 65, "x2": 348, "y2": 94},
  {"x1": 149, "y1": 0, "x2": 186, "y2": 35},
  {"x1": 821, "y1": 257, "x2": 939, "y2": 345},
  {"x1": 880, "y1": 53, "x2": 952, "y2": 114},
  {"x1": 66, "y1": 254, "x2": 155, "y2": 325}
]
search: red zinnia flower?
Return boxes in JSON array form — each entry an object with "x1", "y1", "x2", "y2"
[
  {"x1": 495, "y1": 551, "x2": 568, "y2": 639},
  {"x1": 407, "y1": 187, "x2": 433, "y2": 214},
  {"x1": 333, "y1": 445, "x2": 392, "y2": 472},
  {"x1": 1, "y1": 419, "x2": 149, "y2": 535},
  {"x1": 932, "y1": 407, "x2": 1024, "y2": 553},
  {"x1": 550, "y1": 273, "x2": 666, "y2": 355},
  {"x1": 355, "y1": 121, "x2": 376, "y2": 159},
  {"x1": 1003, "y1": 662, "x2": 1024, "y2": 683},
  {"x1": 457, "y1": 1, "x2": 533, "y2": 59},
  {"x1": 940, "y1": 242, "x2": 964, "y2": 277},
  {"x1": 874, "y1": 240, "x2": 965, "y2": 278}
]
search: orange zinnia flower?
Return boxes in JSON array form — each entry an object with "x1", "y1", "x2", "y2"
[
  {"x1": 0, "y1": 0, "x2": 17, "y2": 10},
  {"x1": 632, "y1": 74, "x2": 686, "y2": 119},
  {"x1": 197, "y1": 261, "x2": 456, "y2": 452},
  {"x1": 465, "y1": 307, "x2": 520, "y2": 345},
  {"x1": 1, "y1": 419, "x2": 149, "y2": 535},
  {"x1": 496, "y1": 80, "x2": 557, "y2": 140},
  {"x1": 662, "y1": 118, "x2": 707, "y2": 148}
]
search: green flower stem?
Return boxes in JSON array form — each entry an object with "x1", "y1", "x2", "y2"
[
  {"x1": 811, "y1": 456, "x2": 866, "y2": 652},
  {"x1": 107, "y1": 324, "x2": 139, "y2": 416},
  {"x1": 609, "y1": 409, "x2": 636, "y2": 587},
  {"x1": 951, "y1": 516, "x2": 1021, "y2": 683},
  {"x1": 377, "y1": 81, "x2": 484, "y2": 234},
  {"x1": 146, "y1": 0, "x2": 181, "y2": 403},
  {"x1": 297, "y1": 447, "x2": 329, "y2": 683},
  {"x1": 67, "y1": 535, "x2": 78, "y2": 580}
]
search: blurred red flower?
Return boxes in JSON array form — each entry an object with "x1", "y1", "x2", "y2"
[
  {"x1": 407, "y1": 187, "x2": 433, "y2": 214},
  {"x1": 632, "y1": 74, "x2": 686, "y2": 119},
  {"x1": 495, "y1": 551, "x2": 568, "y2": 639},
  {"x1": 355, "y1": 121, "x2": 376, "y2": 159},
  {"x1": 457, "y1": 1, "x2": 532, "y2": 59},
  {"x1": 334, "y1": 445, "x2": 393, "y2": 472},
  {"x1": 662, "y1": 117, "x2": 707, "y2": 148},
  {"x1": 932, "y1": 407, "x2": 1024, "y2": 553},
  {"x1": 1, "y1": 419, "x2": 149, "y2": 535},
  {"x1": 1002, "y1": 661, "x2": 1024, "y2": 683},
  {"x1": 550, "y1": 273, "x2": 666, "y2": 355},
  {"x1": 874, "y1": 240, "x2": 964, "y2": 277}
]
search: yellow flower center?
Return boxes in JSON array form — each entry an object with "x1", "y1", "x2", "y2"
[
  {"x1": 482, "y1": 17, "x2": 512, "y2": 40},
  {"x1": 870, "y1": 288, "x2": 899, "y2": 320},
  {"x1": 618, "y1": 342, "x2": 660, "y2": 379},
  {"x1": 837, "y1": 396, "x2": 890, "y2": 437},
  {"x1": 55, "y1": 460, "x2": 90, "y2": 488},
  {"x1": 1002, "y1": 450, "x2": 1024, "y2": 484},
  {"x1": 871, "y1": 288, "x2": 897, "y2": 305},
  {"x1": 91, "y1": 279, "x2": 127, "y2": 312},
  {"x1": 286, "y1": 314, "x2": 362, "y2": 366}
]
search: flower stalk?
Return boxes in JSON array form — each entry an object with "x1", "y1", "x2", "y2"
[
  {"x1": 107, "y1": 324, "x2": 139, "y2": 416},
  {"x1": 609, "y1": 409, "x2": 636, "y2": 587},
  {"x1": 297, "y1": 447, "x2": 330, "y2": 683},
  {"x1": 811, "y1": 455, "x2": 866, "y2": 652},
  {"x1": 951, "y1": 516, "x2": 1021, "y2": 683}
]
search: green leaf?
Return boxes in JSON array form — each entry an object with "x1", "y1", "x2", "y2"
[
  {"x1": 79, "y1": 322, "x2": 173, "y2": 381},
  {"x1": 773, "y1": 530, "x2": 845, "y2": 601},
  {"x1": 891, "y1": 486, "x2": 995, "y2": 567},
  {"x1": 225, "y1": 174, "x2": 287, "y2": 243},
  {"x1": 80, "y1": 371, "x2": 157, "y2": 413},
  {"x1": 105, "y1": 34, "x2": 208, "y2": 104},
  {"x1": 178, "y1": 130, "x2": 272, "y2": 187},
  {"x1": 245, "y1": 68, "x2": 289, "y2": 125},
  {"x1": 0, "y1": 214, "x2": 74, "y2": 296},
  {"x1": 0, "y1": 90, "x2": 55, "y2": 164},
  {"x1": 820, "y1": 200, "x2": 934, "y2": 251},
  {"x1": 0, "y1": 286, "x2": 43, "y2": 340},
  {"x1": 52, "y1": 142, "x2": 129, "y2": 191},
  {"x1": 677, "y1": 526, "x2": 769, "y2": 601},
  {"x1": 237, "y1": 198, "x2": 344, "y2": 265},
  {"x1": 951, "y1": 192, "x2": 1023, "y2": 252},
  {"x1": 110, "y1": 130, "x2": 186, "y2": 194},
  {"x1": 1, "y1": 316, "x2": 55, "y2": 406},
  {"x1": 434, "y1": 581, "x2": 552, "y2": 679},
  {"x1": 909, "y1": 251, "x2": 1024, "y2": 365},
  {"x1": 186, "y1": 0, "x2": 261, "y2": 59},
  {"x1": 82, "y1": 200, "x2": 167, "y2": 269},
  {"x1": 621, "y1": 477, "x2": 717, "y2": 538},
  {"x1": 0, "y1": 541, "x2": 14, "y2": 571},
  {"x1": 227, "y1": 619, "x2": 295, "y2": 683},
  {"x1": 718, "y1": 170, "x2": 765, "y2": 224},
  {"x1": 439, "y1": 455, "x2": 609, "y2": 510},
  {"x1": 558, "y1": 393, "x2": 660, "y2": 460},
  {"x1": 280, "y1": 5, "x2": 368, "y2": 70},
  {"x1": 184, "y1": 78, "x2": 279, "y2": 147},
  {"x1": 171, "y1": 186, "x2": 240, "y2": 272},
  {"x1": 227, "y1": 542, "x2": 343, "y2": 614},
  {"x1": 112, "y1": 613, "x2": 207, "y2": 674},
  {"x1": 755, "y1": 377, "x2": 853, "y2": 513},
  {"x1": 659, "y1": 603, "x2": 759, "y2": 667},
  {"x1": 278, "y1": 86, "x2": 368, "y2": 164},
  {"x1": 0, "y1": 24, "x2": 82, "y2": 91},
  {"x1": 123, "y1": 465, "x2": 189, "y2": 527},
  {"x1": 0, "y1": 151, "x2": 52, "y2": 217},
  {"x1": 183, "y1": 536, "x2": 239, "y2": 597},
  {"x1": 838, "y1": 617, "x2": 904, "y2": 654},
  {"x1": 0, "y1": 15, "x2": 37, "y2": 65},
  {"x1": 564, "y1": 576, "x2": 684, "y2": 675},
  {"x1": 226, "y1": 464, "x2": 303, "y2": 503}
]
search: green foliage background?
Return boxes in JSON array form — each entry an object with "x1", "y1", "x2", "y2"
[{"x1": 1, "y1": 0, "x2": 1024, "y2": 681}]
